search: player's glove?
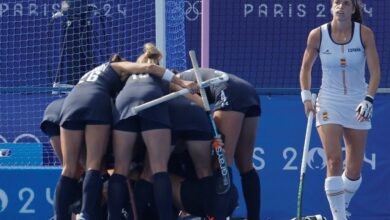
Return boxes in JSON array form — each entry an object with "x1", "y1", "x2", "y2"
[{"x1": 355, "y1": 95, "x2": 374, "y2": 120}]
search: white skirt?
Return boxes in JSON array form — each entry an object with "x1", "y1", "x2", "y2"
[{"x1": 315, "y1": 90, "x2": 371, "y2": 129}]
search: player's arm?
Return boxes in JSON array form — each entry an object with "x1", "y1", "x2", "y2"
[
  {"x1": 172, "y1": 73, "x2": 204, "y2": 107},
  {"x1": 300, "y1": 28, "x2": 320, "y2": 92},
  {"x1": 299, "y1": 28, "x2": 320, "y2": 115},
  {"x1": 362, "y1": 25, "x2": 381, "y2": 98},
  {"x1": 355, "y1": 25, "x2": 381, "y2": 121},
  {"x1": 111, "y1": 62, "x2": 198, "y2": 92},
  {"x1": 170, "y1": 82, "x2": 204, "y2": 107}
]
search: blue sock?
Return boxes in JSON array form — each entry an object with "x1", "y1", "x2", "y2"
[
  {"x1": 54, "y1": 175, "x2": 78, "y2": 220},
  {"x1": 108, "y1": 174, "x2": 131, "y2": 220},
  {"x1": 153, "y1": 172, "x2": 172, "y2": 220},
  {"x1": 80, "y1": 170, "x2": 102, "y2": 220},
  {"x1": 241, "y1": 169, "x2": 261, "y2": 220},
  {"x1": 134, "y1": 179, "x2": 154, "y2": 218},
  {"x1": 67, "y1": 177, "x2": 83, "y2": 214}
]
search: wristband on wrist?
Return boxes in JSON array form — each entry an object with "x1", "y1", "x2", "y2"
[
  {"x1": 301, "y1": 90, "x2": 312, "y2": 103},
  {"x1": 365, "y1": 95, "x2": 374, "y2": 103},
  {"x1": 162, "y1": 69, "x2": 174, "y2": 82}
]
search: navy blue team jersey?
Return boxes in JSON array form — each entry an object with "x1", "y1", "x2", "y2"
[
  {"x1": 168, "y1": 96, "x2": 213, "y2": 141},
  {"x1": 60, "y1": 63, "x2": 123, "y2": 125},
  {"x1": 40, "y1": 98, "x2": 65, "y2": 136},
  {"x1": 180, "y1": 69, "x2": 261, "y2": 116},
  {"x1": 114, "y1": 73, "x2": 171, "y2": 127}
]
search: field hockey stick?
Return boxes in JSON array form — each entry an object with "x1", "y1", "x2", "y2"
[
  {"x1": 131, "y1": 73, "x2": 229, "y2": 115},
  {"x1": 132, "y1": 88, "x2": 190, "y2": 115},
  {"x1": 293, "y1": 93, "x2": 316, "y2": 220},
  {"x1": 189, "y1": 50, "x2": 231, "y2": 194}
]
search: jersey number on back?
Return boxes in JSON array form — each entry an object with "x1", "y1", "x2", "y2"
[{"x1": 78, "y1": 64, "x2": 107, "y2": 84}]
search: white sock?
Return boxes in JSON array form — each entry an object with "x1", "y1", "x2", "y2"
[
  {"x1": 342, "y1": 171, "x2": 362, "y2": 209},
  {"x1": 325, "y1": 176, "x2": 347, "y2": 220}
]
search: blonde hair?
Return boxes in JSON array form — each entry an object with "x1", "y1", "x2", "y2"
[{"x1": 136, "y1": 43, "x2": 163, "y2": 65}]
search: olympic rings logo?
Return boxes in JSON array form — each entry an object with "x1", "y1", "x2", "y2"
[
  {"x1": 0, "y1": 134, "x2": 41, "y2": 144},
  {"x1": 185, "y1": 1, "x2": 201, "y2": 21}
]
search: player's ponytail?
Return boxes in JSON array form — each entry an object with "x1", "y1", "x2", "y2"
[{"x1": 136, "y1": 43, "x2": 162, "y2": 65}]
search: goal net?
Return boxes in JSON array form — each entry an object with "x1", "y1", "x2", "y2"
[{"x1": 0, "y1": 0, "x2": 186, "y2": 166}]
